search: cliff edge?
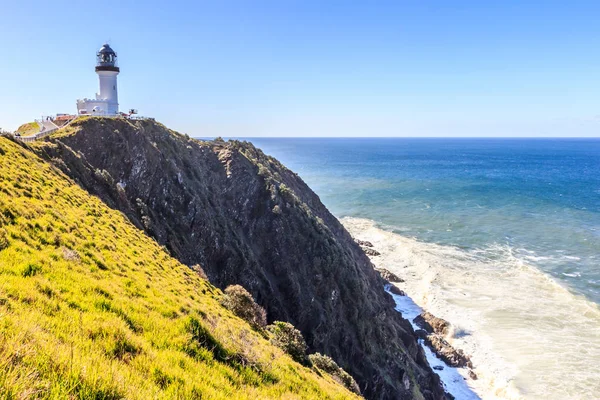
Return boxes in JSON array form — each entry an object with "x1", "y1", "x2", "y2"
[
  {"x1": 0, "y1": 135, "x2": 358, "y2": 399},
  {"x1": 33, "y1": 117, "x2": 447, "y2": 399}
]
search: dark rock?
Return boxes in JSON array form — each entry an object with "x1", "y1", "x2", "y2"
[
  {"x1": 414, "y1": 329, "x2": 429, "y2": 340},
  {"x1": 387, "y1": 284, "x2": 406, "y2": 296},
  {"x1": 36, "y1": 118, "x2": 448, "y2": 400},
  {"x1": 401, "y1": 371, "x2": 411, "y2": 391},
  {"x1": 355, "y1": 239, "x2": 374, "y2": 247},
  {"x1": 423, "y1": 334, "x2": 473, "y2": 369},
  {"x1": 363, "y1": 247, "x2": 381, "y2": 256},
  {"x1": 414, "y1": 312, "x2": 450, "y2": 336},
  {"x1": 468, "y1": 370, "x2": 478, "y2": 380},
  {"x1": 375, "y1": 267, "x2": 404, "y2": 283},
  {"x1": 433, "y1": 365, "x2": 444, "y2": 371}
]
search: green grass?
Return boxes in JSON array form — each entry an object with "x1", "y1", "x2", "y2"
[
  {"x1": 0, "y1": 137, "x2": 358, "y2": 399},
  {"x1": 15, "y1": 122, "x2": 39, "y2": 137}
]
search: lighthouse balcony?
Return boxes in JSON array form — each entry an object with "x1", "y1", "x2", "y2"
[{"x1": 95, "y1": 65, "x2": 120, "y2": 72}]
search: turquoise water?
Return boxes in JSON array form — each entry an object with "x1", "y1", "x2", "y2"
[
  {"x1": 245, "y1": 138, "x2": 600, "y2": 304},
  {"x1": 241, "y1": 138, "x2": 600, "y2": 399}
]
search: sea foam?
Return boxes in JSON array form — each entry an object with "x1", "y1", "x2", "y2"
[{"x1": 343, "y1": 217, "x2": 600, "y2": 400}]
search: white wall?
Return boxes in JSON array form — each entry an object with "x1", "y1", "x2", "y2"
[
  {"x1": 97, "y1": 70, "x2": 119, "y2": 114},
  {"x1": 77, "y1": 99, "x2": 110, "y2": 115}
]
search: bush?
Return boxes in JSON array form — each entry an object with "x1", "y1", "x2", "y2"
[
  {"x1": 190, "y1": 264, "x2": 208, "y2": 280},
  {"x1": 309, "y1": 353, "x2": 361, "y2": 394},
  {"x1": 221, "y1": 285, "x2": 267, "y2": 329},
  {"x1": 0, "y1": 228, "x2": 8, "y2": 250},
  {"x1": 21, "y1": 263, "x2": 42, "y2": 277},
  {"x1": 267, "y1": 321, "x2": 308, "y2": 364}
]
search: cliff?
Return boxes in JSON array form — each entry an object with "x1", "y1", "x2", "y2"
[
  {"x1": 33, "y1": 117, "x2": 447, "y2": 399},
  {"x1": 0, "y1": 135, "x2": 357, "y2": 399}
]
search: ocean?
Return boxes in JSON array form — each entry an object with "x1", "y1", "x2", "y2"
[{"x1": 242, "y1": 138, "x2": 600, "y2": 400}]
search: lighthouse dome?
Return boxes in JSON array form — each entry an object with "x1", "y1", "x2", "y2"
[
  {"x1": 98, "y1": 43, "x2": 116, "y2": 55},
  {"x1": 96, "y1": 43, "x2": 119, "y2": 72}
]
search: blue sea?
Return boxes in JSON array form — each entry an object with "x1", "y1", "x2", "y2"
[{"x1": 242, "y1": 138, "x2": 600, "y2": 400}]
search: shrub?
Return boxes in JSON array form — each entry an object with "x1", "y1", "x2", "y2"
[
  {"x1": 267, "y1": 321, "x2": 308, "y2": 364},
  {"x1": 309, "y1": 353, "x2": 361, "y2": 394},
  {"x1": 257, "y1": 164, "x2": 269, "y2": 177},
  {"x1": 21, "y1": 263, "x2": 42, "y2": 277},
  {"x1": 0, "y1": 228, "x2": 8, "y2": 250},
  {"x1": 221, "y1": 285, "x2": 267, "y2": 329},
  {"x1": 190, "y1": 264, "x2": 208, "y2": 280}
]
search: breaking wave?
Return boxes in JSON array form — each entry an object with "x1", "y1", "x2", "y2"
[{"x1": 343, "y1": 217, "x2": 600, "y2": 400}]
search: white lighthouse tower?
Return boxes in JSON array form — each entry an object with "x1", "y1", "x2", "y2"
[{"x1": 77, "y1": 44, "x2": 120, "y2": 116}]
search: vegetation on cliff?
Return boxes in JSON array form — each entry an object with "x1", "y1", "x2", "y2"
[
  {"x1": 221, "y1": 284, "x2": 267, "y2": 329},
  {"x1": 15, "y1": 121, "x2": 39, "y2": 137},
  {"x1": 0, "y1": 136, "x2": 359, "y2": 399},
  {"x1": 309, "y1": 353, "x2": 361, "y2": 395},
  {"x1": 267, "y1": 321, "x2": 309, "y2": 365},
  {"x1": 30, "y1": 117, "x2": 447, "y2": 399}
]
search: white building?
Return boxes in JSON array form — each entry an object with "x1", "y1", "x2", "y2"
[{"x1": 77, "y1": 44, "x2": 120, "y2": 116}]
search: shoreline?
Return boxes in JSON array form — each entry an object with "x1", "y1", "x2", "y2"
[
  {"x1": 386, "y1": 287, "x2": 481, "y2": 400},
  {"x1": 352, "y1": 231, "x2": 485, "y2": 399},
  {"x1": 355, "y1": 243, "x2": 485, "y2": 399},
  {"x1": 342, "y1": 216, "x2": 600, "y2": 400}
]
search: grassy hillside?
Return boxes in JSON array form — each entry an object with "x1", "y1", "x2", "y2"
[
  {"x1": 0, "y1": 136, "x2": 358, "y2": 399},
  {"x1": 32, "y1": 117, "x2": 445, "y2": 400},
  {"x1": 15, "y1": 122, "x2": 39, "y2": 137}
]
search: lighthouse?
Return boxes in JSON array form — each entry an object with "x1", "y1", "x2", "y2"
[{"x1": 77, "y1": 44, "x2": 120, "y2": 116}]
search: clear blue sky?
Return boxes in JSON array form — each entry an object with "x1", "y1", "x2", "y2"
[{"x1": 1, "y1": 1, "x2": 599, "y2": 137}]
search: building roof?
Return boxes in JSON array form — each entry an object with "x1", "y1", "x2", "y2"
[{"x1": 98, "y1": 43, "x2": 116, "y2": 55}]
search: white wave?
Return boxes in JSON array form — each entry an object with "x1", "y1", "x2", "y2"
[
  {"x1": 343, "y1": 217, "x2": 600, "y2": 400},
  {"x1": 389, "y1": 288, "x2": 481, "y2": 400}
]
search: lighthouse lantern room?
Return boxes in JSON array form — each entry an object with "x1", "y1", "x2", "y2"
[{"x1": 77, "y1": 44, "x2": 120, "y2": 116}]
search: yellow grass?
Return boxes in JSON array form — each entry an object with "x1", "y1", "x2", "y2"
[
  {"x1": 0, "y1": 137, "x2": 358, "y2": 399},
  {"x1": 15, "y1": 122, "x2": 39, "y2": 137}
]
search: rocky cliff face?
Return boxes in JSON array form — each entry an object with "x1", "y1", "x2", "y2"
[{"x1": 35, "y1": 117, "x2": 447, "y2": 399}]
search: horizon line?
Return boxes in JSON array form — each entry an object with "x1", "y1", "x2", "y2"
[{"x1": 196, "y1": 136, "x2": 600, "y2": 140}]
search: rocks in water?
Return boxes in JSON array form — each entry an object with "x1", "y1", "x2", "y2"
[
  {"x1": 386, "y1": 284, "x2": 406, "y2": 296},
  {"x1": 375, "y1": 268, "x2": 404, "y2": 283},
  {"x1": 413, "y1": 312, "x2": 450, "y2": 336},
  {"x1": 414, "y1": 329, "x2": 428, "y2": 340},
  {"x1": 422, "y1": 334, "x2": 473, "y2": 369},
  {"x1": 414, "y1": 313, "x2": 478, "y2": 383},
  {"x1": 354, "y1": 239, "x2": 374, "y2": 247},
  {"x1": 362, "y1": 247, "x2": 381, "y2": 256},
  {"x1": 414, "y1": 311, "x2": 474, "y2": 370},
  {"x1": 353, "y1": 238, "x2": 382, "y2": 257}
]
